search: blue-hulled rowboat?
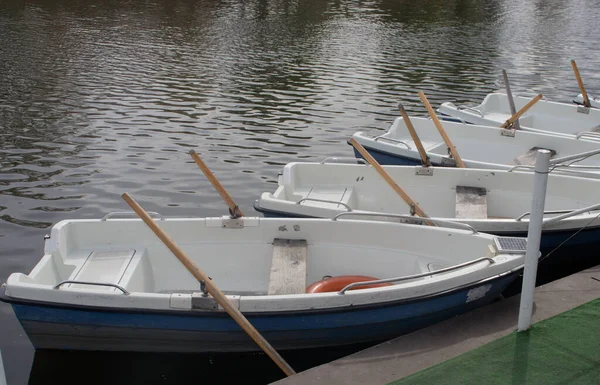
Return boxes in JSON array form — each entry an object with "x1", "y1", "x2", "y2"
[{"x1": 1, "y1": 214, "x2": 525, "y2": 352}]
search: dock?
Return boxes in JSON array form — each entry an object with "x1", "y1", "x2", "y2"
[{"x1": 272, "y1": 264, "x2": 600, "y2": 385}]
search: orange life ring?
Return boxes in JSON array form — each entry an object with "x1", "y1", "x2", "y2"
[{"x1": 306, "y1": 275, "x2": 393, "y2": 293}]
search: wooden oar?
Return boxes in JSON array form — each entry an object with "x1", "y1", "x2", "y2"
[
  {"x1": 348, "y1": 138, "x2": 433, "y2": 223},
  {"x1": 190, "y1": 150, "x2": 244, "y2": 217},
  {"x1": 398, "y1": 103, "x2": 431, "y2": 167},
  {"x1": 418, "y1": 91, "x2": 466, "y2": 168},
  {"x1": 122, "y1": 193, "x2": 295, "y2": 376},
  {"x1": 571, "y1": 59, "x2": 591, "y2": 108},
  {"x1": 500, "y1": 94, "x2": 543, "y2": 129},
  {"x1": 502, "y1": 69, "x2": 521, "y2": 130}
]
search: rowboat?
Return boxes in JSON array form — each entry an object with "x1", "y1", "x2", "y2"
[
  {"x1": 350, "y1": 117, "x2": 600, "y2": 179},
  {"x1": 438, "y1": 93, "x2": 600, "y2": 140},
  {"x1": 254, "y1": 161, "x2": 600, "y2": 258},
  {"x1": 0, "y1": 214, "x2": 525, "y2": 352}
]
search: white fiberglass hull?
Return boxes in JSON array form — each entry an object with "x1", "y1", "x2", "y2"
[
  {"x1": 350, "y1": 117, "x2": 600, "y2": 179},
  {"x1": 2, "y1": 216, "x2": 524, "y2": 352},
  {"x1": 439, "y1": 93, "x2": 600, "y2": 140}
]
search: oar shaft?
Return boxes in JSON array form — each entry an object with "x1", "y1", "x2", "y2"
[
  {"x1": 348, "y1": 138, "x2": 432, "y2": 221},
  {"x1": 398, "y1": 104, "x2": 430, "y2": 167},
  {"x1": 418, "y1": 91, "x2": 466, "y2": 168},
  {"x1": 502, "y1": 70, "x2": 520, "y2": 130},
  {"x1": 122, "y1": 193, "x2": 295, "y2": 376},
  {"x1": 190, "y1": 150, "x2": 244, "y2": 217},
  {"x1": 500, "y1": 94, "x2": 543, "y2": 128},
  {"x1": 571, "y1": 59, "x2": 590, "y2": 108}
]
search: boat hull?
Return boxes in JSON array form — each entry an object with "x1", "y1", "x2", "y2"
[
  {"x1": 3, "y1": 273, "x2": 517, "y2": 353},
  {"x1": 257, "y1": 203, "x2": 600, "y2": 252},
  {"x1": 351, "y1": 143, "x2": 447, "y2": 167}
]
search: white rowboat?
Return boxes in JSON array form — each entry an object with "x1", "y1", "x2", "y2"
[
  {"x1": 1, "y1": 215, "x2": 525, "y2": 352},
  {"x1": 255, "y1": 161, "x2": 600, "y2": 260},
  {"x1": 439, "y1": 93, "x2": 600, "y2": 140},
  {"x1": 255, "y1": 162, "x2": 600, "y2": 234},
  {"x1": 350, "y1": 117, "x2": 600, "y2": 179}
]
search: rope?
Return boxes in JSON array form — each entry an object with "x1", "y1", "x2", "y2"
[
  {"x1": 541, "y1": 151, "x2": 600, "y2": 174},
  {"x1": 538, "y1": 210, "x2": 600, "y2": 263}
]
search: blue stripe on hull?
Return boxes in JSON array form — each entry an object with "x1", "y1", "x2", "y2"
[
  {"x1": 439, "y1": 113, "x2": 472, "y2": 124},
  {"x1": 11, "y1": 273, "x2": 517, "y2": 352},
  {"x1": 351, "y1": 147, "x2": 424, "y2": 166}
]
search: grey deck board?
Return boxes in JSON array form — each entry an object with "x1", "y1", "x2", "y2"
[
  {"x1": 455, "y1": 186, "x2": 488, "y2": 219},
  {"x1": 268, "y1": 239, "x2": 308, "y2": 295}
]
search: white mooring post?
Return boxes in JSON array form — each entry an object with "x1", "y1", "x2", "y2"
[{"x1": 518, "y1": 149, "x2": 551, "y2": 331}]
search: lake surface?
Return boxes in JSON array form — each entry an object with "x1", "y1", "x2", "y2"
[{"x1": 1, "y1": 0, "x2": 600, "y2": 383}]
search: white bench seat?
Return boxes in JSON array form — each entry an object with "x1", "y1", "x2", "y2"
[
  {"x1": 66, "y1": 249, "x2": 142, "y2": 292},
  {"x1": 299, "y1": 187, "x2": 355, "y2": 210}
]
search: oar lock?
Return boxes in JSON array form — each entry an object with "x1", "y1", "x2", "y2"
[
  {"x1": 229, "y1": 205, "x2": 243, "y2": 219},
  {"x1": 200, "y1": 277, "x2": 213, "y2": 297}
]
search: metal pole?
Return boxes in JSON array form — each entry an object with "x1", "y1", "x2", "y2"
[
  {"x1": 549, "y1": 148, "x2": 600, "y2": 165},
  {"x1": 518, "y1": 149, "x2": 551, "y2": 331}
]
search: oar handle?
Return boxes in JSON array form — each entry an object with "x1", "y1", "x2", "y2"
[
  {"x1": 122, "y1": 193, "x2": 295, "y2": 376},
  {"x1": 348, "y1": 138, "x2": 433, "y2": 223},
  {"x1": 500, "y1": 94, "x2": 543, "y2": 129},
  {"x1": 418, "y1": 91, "x2": 466, "y2": 168},
  {"x1": 398, "y1": 103, "x2": 431, "y2": 167},
  {"x1": 190, "y1": 150, "x2": 243, "y2": 217},
  {"x1": 571, "y1": 59, "x2": 590, "y2": 108}
]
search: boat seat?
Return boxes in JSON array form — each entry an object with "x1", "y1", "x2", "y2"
[
  {"x1": 455, "y1": 186, "x2": 488, "y2": 219},
  {"x1": 425, "y1": 142, "x2": 451, "y2": 155},
  {"x1": 405, "y1": 139, "x2": 444, "y2": 152},
  {"x1": 299, "y1": 187, "x2": 355, "y2": 210},
  {"x1": 65, "y1": 249, "x2": 140, "y2": 292},
  {"x1": 268, "y1": 239, "x2": 308, "y2": 295},
  {"x1": 485, "y1": 112, "x2": 511, "y2": 122},
  {"x1": 513, "y1": 147, "x2": 557, "y2": 166}
]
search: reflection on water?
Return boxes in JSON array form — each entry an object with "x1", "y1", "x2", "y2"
[
  {"x1": 1, "y1": 0, "x2": 600, "y2": 383},
  {"x1": 29, "y1": 343, "x2": 377, "y2": 385}
]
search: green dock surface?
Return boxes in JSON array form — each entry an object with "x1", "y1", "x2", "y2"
[{"x1": 389, "y1": 298, "x2": 600, "y2": 385}]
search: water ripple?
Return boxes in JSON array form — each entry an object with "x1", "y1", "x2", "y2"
[{"x1": 2, "y1": 0, "x2": 600, "y2": 382}]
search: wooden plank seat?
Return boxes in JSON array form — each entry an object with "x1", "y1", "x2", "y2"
[
  {"x1": 455, "y1": 186, "x2": 488, "y2": 219},
  {"x1": 268, "y1": 239, "x2": 308, "y2": 295},
  {"x1": 513, "y1": 147, "x2": 557, "y2": 166}
]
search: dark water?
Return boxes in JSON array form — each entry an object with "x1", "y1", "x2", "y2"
[{"x1": 1, "y1": 0, "x2": 600, "y2": 383}]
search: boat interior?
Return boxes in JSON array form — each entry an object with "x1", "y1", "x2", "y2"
[
  {"x1": 17, "y1": 217, "x2": 497, "y2": 297},
  {"x1": 384, "y1": 117, "x2": 600, "y2": 167},
  {"x1": 474, "y1": 94, "x2": 600, "y2": 134},
  {"x1": 276, "y1": 163, "x2": 597, "y2": 221}
]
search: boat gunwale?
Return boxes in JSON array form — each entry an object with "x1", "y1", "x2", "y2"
[
  {"x1": 0, "y1": 267, "x2": 522, "y2": 317},
  {"x1": 348, "y1": 134, "x2": 600, "y2": 180},
  {"x1": 253, "y1": 201, "x2": 600, "y2": 233}
]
